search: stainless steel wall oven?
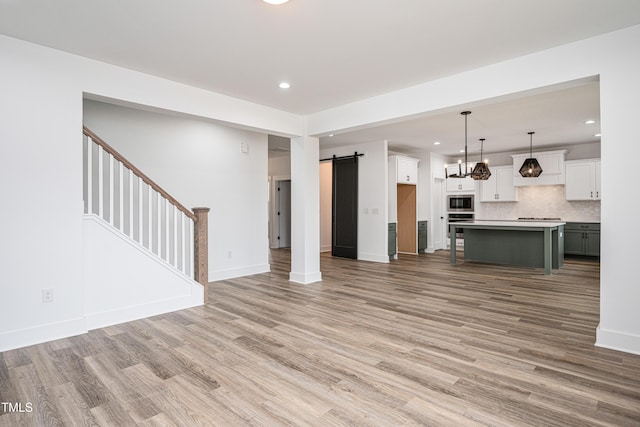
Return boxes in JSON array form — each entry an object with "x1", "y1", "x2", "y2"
[{"x1": 447, "y1": 194, "x2": 474, "y2": 212}]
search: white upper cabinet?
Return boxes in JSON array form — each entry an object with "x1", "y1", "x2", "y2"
[
  {"x1": 565, "y1": 159, "x2": 601, "y2": 201},
  {"x1": 445, "y1": 163, "x2": 475, "y2": 192},
  {"x1": 480, "y1": 166, "x2": 518, "y2": 202},
  {"x1": 393, "y1": 156, "x2": 419, "y2": 185},
  {"x1": 511, "y1": 150, "x2": 567, "y2": 186},
  {"x1": 446, "y1": 176, "x2": 475, "y2": 192}
]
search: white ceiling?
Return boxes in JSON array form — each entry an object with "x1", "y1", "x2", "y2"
[
  {"x1": 321, "y1": 79, "x2": 602, "y2": 157},
  {"x1": 2, "y1": 1, "x2": 639, "y2": 155}
]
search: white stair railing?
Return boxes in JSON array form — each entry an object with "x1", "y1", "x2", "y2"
[{"x1": 82, "y1": 127, "x2": 199, "y2": 279}]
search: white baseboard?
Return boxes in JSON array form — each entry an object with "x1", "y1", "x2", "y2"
[
  {"x1": 320, "y1": 245, "x2": 331, "y2": 253},
  {"x1": 0, "y1": 318, "x2": 87, "y2": 352},
  {"x1": 358, "y1": 252, "x2": 390, "y2": 263},
  {"x1": 595, "y1": 324, "x2": 640, "y2": 356},
  {"x1": 289, "y1": 271, "x2": 322, "y2": 284},
  {"x1": 86, "y1": 288, "x2": 203, "y2": 331},
  {"x1": 211, "y1": 264, "x2": 270, "y2": 281}
]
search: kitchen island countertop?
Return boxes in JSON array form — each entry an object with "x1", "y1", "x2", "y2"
[
  {"x1": 450, "y1": 220, "x2": 565, "y2": 275},
  {"x1": 460, "y1": 220, "x2": 566, "y2": 228}
]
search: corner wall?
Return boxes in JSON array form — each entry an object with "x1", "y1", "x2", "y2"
[
  {"x1": 320, "y1": 140, "x2": 389, "y2": 263},
  {"x1": 308, "y1": 25, "x2": 640, "y2": 355},
  {"x1": 0, "y1": 34, "x2": 301, "y2": 351},
  {"x1": 83, "y1": 100, "x2": 270, "y2": 282}
]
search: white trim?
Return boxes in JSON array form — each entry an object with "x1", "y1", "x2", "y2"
[
  {"x1": 211, "y1": 264, "x2": 271, "y2": 282},
  {"x1": 0, "y1": 318, "x2": 86, "y2": 352},
  {"x1": 85, "y1": 291, "x2": 202, "y2": 331},
  {"x1": 595, "y1": 324, "x2": 640, "y2": 356},
  {"x1": 358, "y1": 252, "x2": 390, "y2": 263},
  {"x1": 289, "y1": 271, "x2": 322, "y2": 284}
]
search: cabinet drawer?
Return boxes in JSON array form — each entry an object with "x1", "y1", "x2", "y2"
[{"x1": 564, "y1": 222, "x2": 600, "y2": 231}]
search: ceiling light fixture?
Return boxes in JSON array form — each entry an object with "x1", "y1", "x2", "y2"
[
  {"x1": 471, "y1": 138, "x2": 491, "y2": 180},
  {"x1": 594, "y1": 133, "x2": 601, "y2": 137},
  {"x1": 263, "y1": 0, "x2": 289, "y2": 4},
  {"x1": 278, "y1": 82, "x2": 291, "y2": 89},
  {"x1": 585, "y1": 120, "x2": 596, "y2": 124},
  {"x1": 434, "y1": 141, "x2": 441, "y2": 145},
  {"x1": 447, "y1": 111, "x2": 472, "y2": 179},
  {"x1": 519, "y1": 131, "x2": 543, "y2": 178}
]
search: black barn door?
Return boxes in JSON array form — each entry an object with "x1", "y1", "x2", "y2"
[{"x1": 332, "y1": 156, "x2": 358, "y2": 259}]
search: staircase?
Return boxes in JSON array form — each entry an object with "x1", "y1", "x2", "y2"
[{"x1": 82, "y1": 127, "x2": 209, "y2": 328}]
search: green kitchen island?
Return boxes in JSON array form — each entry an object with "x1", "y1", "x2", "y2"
[{"x1": 450, "y1": 220, "x2": 565, "y2": 275}]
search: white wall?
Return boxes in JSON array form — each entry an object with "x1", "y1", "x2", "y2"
[
  {"x1": 3, "y1": 24, "x2": 640, "y2": 354},
  {"x1": 83, "y1": 216, "x2": 203, "y2": 329},
  {"x1": 83, "y1": 100, "x2": 269, "y2": 281},
  {"x1": 319, "y1": 141, "x2": 389, "y2": 263},
  {"x1": 268, "y1": 155, "x2": 291, "y2": 177},
  {"x1": 465, "y1": 142, "x2": 601, "y2": 167},
  {"x1": 0, "y1": 37, "x2": 85, "y2": 351},
  {"x1": 307, "y1": 25, "x2": 640, "y2": 355},
  {"x1": 475, "y1": 186, "x2": 600, "y2": 222},
  {"x1": 0, "y1": 34, "x2": 300, "y2": 351}
]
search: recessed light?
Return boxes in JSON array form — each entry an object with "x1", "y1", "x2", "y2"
[
  {"x1": 585, "y1": 120, "x2": 596, "y2": 124},
  {"x1": 278, "y1": 82, "x2": 291, "y2": 89},
  {"x1": 433, "y1": 141, "x2": 441, "y2": 145},
  {"x1": 594, "y1": 133, "x2": 601, "y2": 137},
  {"x1": 459, "y1": 149, "x2": 465, "y2": 153},
  {"x1": 328, "y1": 134, "x2": 334, "y2": 137},
  {"x1": 263, "y1": 0, "x2": 289, "y2": 4}
]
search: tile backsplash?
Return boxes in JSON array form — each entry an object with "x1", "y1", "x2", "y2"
[{"x1": 475, "y1": 185, "x2": 600, "y2": 222}]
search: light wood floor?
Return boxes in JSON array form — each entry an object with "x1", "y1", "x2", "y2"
[{"x1": 2, "y1": 250, "x2": 640, "y2": 426}]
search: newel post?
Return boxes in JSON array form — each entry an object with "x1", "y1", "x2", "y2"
[{"x1": 192, "y1": 207, "x2": 210, "y2": 303}]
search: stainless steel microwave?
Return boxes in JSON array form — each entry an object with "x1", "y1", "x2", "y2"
[{"x1": 447, "y1": 194, "x2": 474, "y2": 212}]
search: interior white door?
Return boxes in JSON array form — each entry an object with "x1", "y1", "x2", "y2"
[
  {"x1": 276, "y1": 180, "x2": 291, "y2": 248},
  {"x1": 432, "y1": 178, "x2": 444, "y2": 250}
]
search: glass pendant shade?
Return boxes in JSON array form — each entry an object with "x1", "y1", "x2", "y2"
[
  {"x1": 519, "y1": 158, "x2": 543, "y2": 177},
  {"x1": 519, "y1": 131, "x2": 543, "y2": 178},
  {"x1": 471, "y1": 161, "x2": 491, "y2": 180},
  {"x1": 471, "y1": 138, "x2": 491, "y2": 180}
]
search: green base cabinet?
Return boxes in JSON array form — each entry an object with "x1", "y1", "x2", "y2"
[
  {"x1": 564, "y1": 222, "x2": 600, "y2": 257},
  {"x1": 418, "y1": 221, "x2": 428, "y2": 253},
  {"x1": 388, "y1": 223, "x2": 397, "y2": 260}
]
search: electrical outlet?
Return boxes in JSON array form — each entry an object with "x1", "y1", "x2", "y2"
[{"x1": 42, "y1": 288, "x2": 54, "y2": 303}]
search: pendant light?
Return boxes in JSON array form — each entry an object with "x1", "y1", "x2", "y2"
[
  {"x1": 519, "y1": 131, "x2": 543, "y2": 177},
  {"x1": 446, "y1": 111, "x2": 472, "y2": 178},
  {"x1": 471, "y1": 138, "x2": 491, "y2": 180}
]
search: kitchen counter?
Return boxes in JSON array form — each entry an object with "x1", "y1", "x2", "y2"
[{"x1": 450, "y1": 220, "x2": 565, "y2": 275}]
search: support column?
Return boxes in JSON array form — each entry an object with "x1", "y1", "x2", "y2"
[
  {"x1": 193, "y1": 207, "x2": 210, "y2": 303},
  {"x1": 289, "y1": 136, "x2": 322, "y2": 284}
]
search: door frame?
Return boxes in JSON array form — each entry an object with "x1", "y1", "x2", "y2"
[
  {"x1": 332, "y1": 156, "x2": 358, "y2": 259},
  {"x1": 432, "y1": 177, "x2": 445, "y2": 251},
  {"x1": 269, "y1": 175, "x2": 291, "y2": 249}
]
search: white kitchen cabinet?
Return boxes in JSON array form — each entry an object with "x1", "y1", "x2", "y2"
[
  {"x1": 446, "y1": 176, "x2": 475, "y2": 192},
  {"x1": 511, "y1": 150, "x2": 567, "y2": 186},
  {"x1": 565, "y1": 159, "x2": 601, "y2": 200},
  {"x1": 393, "y1": 156, "x2": 419, "y2": 185},
  {"x1": 480, "y1": 166, "x2": 518, "y2": 202},
  {"x1": 445, "y1": 163, "x2": 475, "y2": 192}
]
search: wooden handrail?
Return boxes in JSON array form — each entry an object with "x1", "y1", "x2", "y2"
[{"x1": 83, "y1": 126, "x2": 197, "y2": 222}]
